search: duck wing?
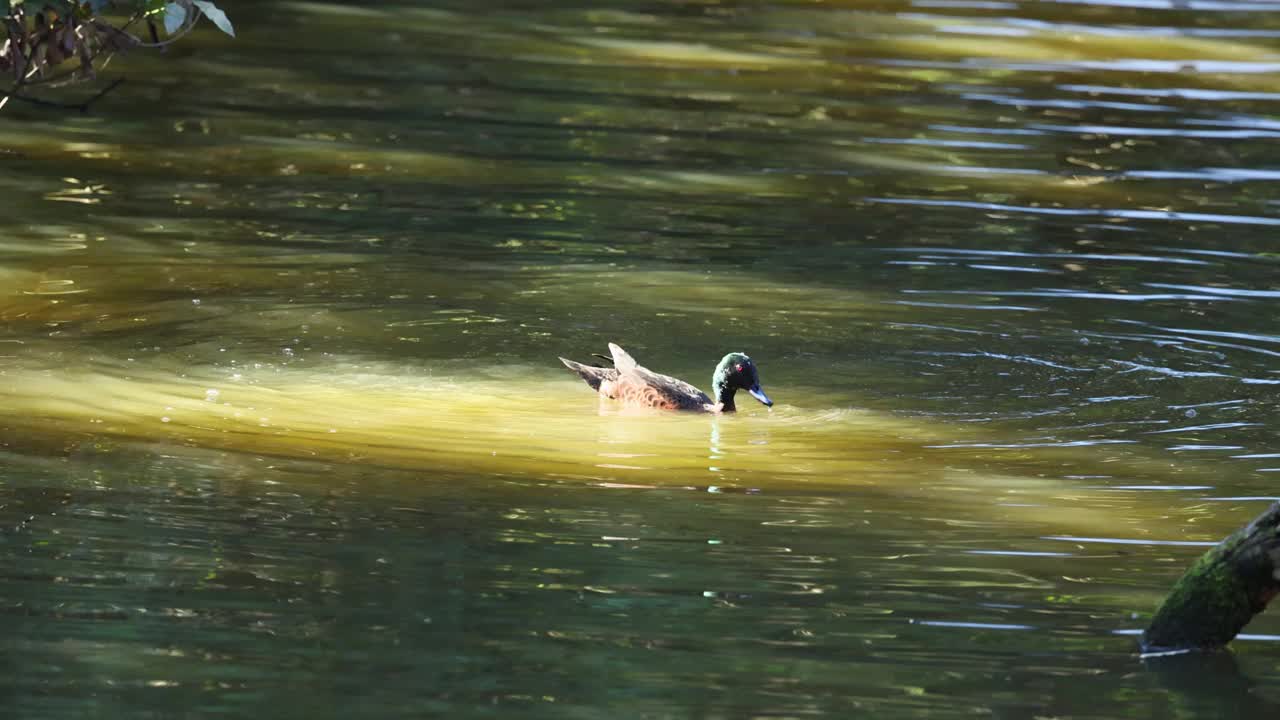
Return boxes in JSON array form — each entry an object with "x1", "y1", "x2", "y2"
[
  {"x1": 623, "y1": 370, "x2": 713, "y2": 410},
  {"x1": 607, "y1": 344, "x2": 713, "y2": 410},
  {"x1": 607, "y1": 342, "x2": 638, "y2": 373}
]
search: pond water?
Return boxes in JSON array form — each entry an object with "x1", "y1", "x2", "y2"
[{"x1": 3, "y1": 0, "x2": 1280, "y2": 716}]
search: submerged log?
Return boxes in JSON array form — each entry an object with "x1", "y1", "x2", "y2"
[{"x1": 1142, "y1": 502, "x2": 1280, "y2": 654}]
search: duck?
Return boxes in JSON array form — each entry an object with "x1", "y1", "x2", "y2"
[{"x1": 559, "y1": 343, "x2": 773, "y2": 412}]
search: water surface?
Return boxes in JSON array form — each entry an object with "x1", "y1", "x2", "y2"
[{"x1": 4, "y1": 0, "x2": 1280, "y2": 716}]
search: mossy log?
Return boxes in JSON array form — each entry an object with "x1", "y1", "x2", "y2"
[{"x1": 1142, "y1": 502, "x2": 1280, "y2": 653}]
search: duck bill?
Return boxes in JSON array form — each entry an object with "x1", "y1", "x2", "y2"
[{"x1": 748, "y1": 384, "x2": 773, "y2": 407}]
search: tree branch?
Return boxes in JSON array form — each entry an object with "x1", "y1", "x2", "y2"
[
  {"x1": 1142, "y1": 502, "x2": 1280, "y2": 654},
  {"x1": 0, "y1": 75, "x2": 124, "y2": 112}
]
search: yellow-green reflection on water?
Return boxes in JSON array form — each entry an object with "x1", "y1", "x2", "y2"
[{"x1": 0, "y1": 350, "x2": 1239, "y2": 549}]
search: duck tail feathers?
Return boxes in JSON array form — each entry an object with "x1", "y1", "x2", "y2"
[{"x1": 560, "y1": 357, "x2": 615, "y2": 391}]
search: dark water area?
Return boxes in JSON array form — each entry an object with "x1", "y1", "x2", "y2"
[{"x1": 3, "y1": 0, "x2": 1280, "y2": 717}]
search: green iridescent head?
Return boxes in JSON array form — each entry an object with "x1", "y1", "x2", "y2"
[{"x1": 712, "y1": 352, "x2": 772, "y2": 411}]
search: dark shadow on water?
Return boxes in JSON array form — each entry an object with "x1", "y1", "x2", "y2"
[{"x1": 1143, "y1": 649, "x2": 1280, "y2": 716}]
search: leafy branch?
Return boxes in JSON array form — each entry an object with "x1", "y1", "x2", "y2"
[{"x1": 0, "y1": 0, "x2": 234, "y2": 112}]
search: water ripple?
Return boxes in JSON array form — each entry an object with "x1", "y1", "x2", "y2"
[
  {"x1": 1144, "y1": 422, "x2": 1263, "y2": 435},
  {"x1": 911, "y1": 620, "x2": 1037, "y2": 631},
  {"x1": 962, "y1": 92, "x2": 1173, "y2": 112},
  {"x1": 903, "y1": 289, "x2": 1240, "y2": 301},
  {"x1": 870, "y1": 197, "x2": 1280, "y2": 226},
  {"x1": 877, "y1": 58, "x2": 1280, "y2": 75},
  {"x1": 865, "y1": 137, "x2": 1032, "y2": 150},
  {"x1": 929, "y1": 124, "x2": 1046, "y2": 136},
  {"x1": 1127, "y1": 168, "x2": 1280, "y2": 182},
  {"x1": 1059, "y1": 84, "x2": 1280, "y2": 102},
  {"x1": 1144, "y1": 283, "x2": 1280, "y2": 299},
  {"x1": 1044, "y1": 536, "x2": 1216, "y2": 547},
  {"x1": 967, "y1": 264, "x2": 1062, "y2": 274},
  {"x1": 911, "y1": 0, "x2": 1020, "y2": 7},
  {"x1": 1031, "y1": 122, "x2": 1280, "y2": 139},
  {"x1": 917, "y1": 351, "x2": 1092, "y2": 371},
  {"x1": 1112, "y1": 361, "x2": 1233, "y2": 379},
  {"x1": 1045, "y1": 0, "x2": 1280, "y2": 9},
  {"x1": 889, "y1": 300, "x2": 1045, "y2": 311},
  {"x1": 884, "y1": 247, "x2": 1210, "y2": 265},
  {"x1": 927, "y1": 439, "x2": 1136, "y2": 449},
  {"x1": 1104, "y1": 484, "x2": 1216, "y2": 490},
  {"x1": 966, "y1": 550, "x2": 1075, "y2": 557}
]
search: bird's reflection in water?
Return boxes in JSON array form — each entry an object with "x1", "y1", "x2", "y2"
[{"x1": 708, "y1": 419, "x2": 724, "y2": 481}]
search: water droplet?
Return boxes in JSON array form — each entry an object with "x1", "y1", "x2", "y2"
[{"x1": 1185, "y1": 409, "x2": 1197, "y2": 418}]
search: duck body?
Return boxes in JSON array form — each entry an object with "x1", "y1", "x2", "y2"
[{"x1": 559, "y1": 343, "x2": 772, "y2": 413}]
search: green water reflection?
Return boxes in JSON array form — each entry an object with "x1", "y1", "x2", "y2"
[{"x1": 4, "y1": 0, "x2": 1280, "y2": 717}]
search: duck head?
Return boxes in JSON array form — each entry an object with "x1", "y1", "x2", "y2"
[{"x1": 712, "y1": 352, "x2": 772, "y2": 411}]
